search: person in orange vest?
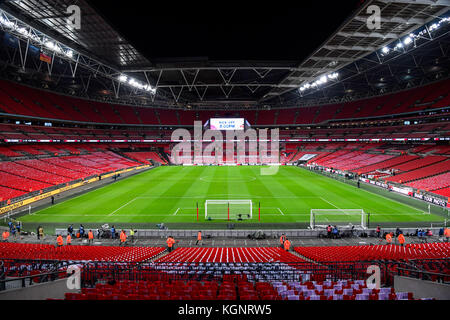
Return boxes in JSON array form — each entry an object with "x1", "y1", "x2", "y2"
[
  {"x1": 166, "y1": 236, "x2": 178, "y2": 252},
  {"x1": 66, "y1": 233, "x2": 72, "y2": 246},
  {"x1": 119, "y1": 230, "x2": 127, "y2": 246},
  {"x1": 88, "y1": 230, "x2": 94, "y2": 245},
  {"x1": 56, "y1": 234, "x2": 64, "y2": 247},
  {"x1": 279, "y1": 234, "x2": 286, "y2": 248},
  {"x1": 398, "y1": 233, "x2": 405, "y2": 247},
  {"x1": 2, "y1": 230, "x2": 9, "y2": 242},
  {"x1": 196, "y1": 231, "x2": 202, "y2": 246},
  {"x1": 444, "y1": 227, "x2": 450, "y2": 243},
  {"x1": 284, "y1": 237, "x2": 291, "y2": 251},
  {"x1": 386, "y1": 232, "x2": 392, "y2": 245}
]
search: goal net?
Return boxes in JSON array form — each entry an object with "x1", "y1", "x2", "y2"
[
  {"x1": 205, "y1": 200, "x2": 252, "y2": 220},
  {"x1": 310, "y1": 209, "x2": 366, "y2": 230}
]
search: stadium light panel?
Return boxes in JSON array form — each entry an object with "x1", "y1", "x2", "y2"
[
  {"x1": 299, "y1": 72, "x2": 338, "y2": 93},
  {"x1": 403, "y1": 36, "x2": 412, "y2": 45},
  {"x1": 380, "y1": 17, "x2": 449, "y2": 57}
]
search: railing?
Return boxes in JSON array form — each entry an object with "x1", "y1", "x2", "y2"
[
  {"x1": 0, "y1": 258, "x2": 78, "y2": 292},
  {"x1": 2, "y1": 258, "x2": 447, "y2": 291},
  {"x1": 78, "y1": 259, "x2": 405, "y2": 287},
  {"x1": 395, "y1": 267, "x2": 450, "y2": 284},
  {"x1": 0, "y1": 269, "x2": 69, "y2": 292}
]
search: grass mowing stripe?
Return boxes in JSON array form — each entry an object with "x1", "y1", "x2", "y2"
[{"x1": 20, "y1": 166, "x2": 445, "y2": 227}]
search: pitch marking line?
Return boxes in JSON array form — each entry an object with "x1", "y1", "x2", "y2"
[
  {"x1": 173, "y1": 208, "x2": 180, "y2": 216},
  {"x1": 277, "y1": 208, "x2": 285, "y2": 216},
  {"x1": 108, "y1": 197, "x2": 139, "y2": 216},
  {"x1": 320, "y1": 197, "x2": 349, "y2": 215}
]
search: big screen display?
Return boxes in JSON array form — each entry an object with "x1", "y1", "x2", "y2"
[{"x1": 209, "y1": 118, "x2": 245, "y2": 130}]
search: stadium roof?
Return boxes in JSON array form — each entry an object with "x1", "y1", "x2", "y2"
[
  {"x1": 0, "y1": 0, "x2": 448, "y2": 109},
  {"x1": 0, "y1": 0, "x2": 151, "y2": 68}
]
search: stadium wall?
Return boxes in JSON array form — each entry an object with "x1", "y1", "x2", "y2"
[
  {"x1": 0, "y1": 278, "x2": 76, "y2": 300},
  {"x1": 394, "y1": 276, "x2": 450, "y2": 300}
]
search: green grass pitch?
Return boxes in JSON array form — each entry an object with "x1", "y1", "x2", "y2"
[{"x1": 19, "y1": 166, "x2": 445, "y2": 227}]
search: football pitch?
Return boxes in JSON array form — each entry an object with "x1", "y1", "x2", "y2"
[{"x1": 19, "y1": 166, "x2": 446, "y2": 228}]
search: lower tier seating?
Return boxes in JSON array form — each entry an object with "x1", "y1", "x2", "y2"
[
  {"x1": 406, "y1": 171, "x2": 450, "y2": 191},
  {"x1": 155, "y1": 247, "x2": 305, "y2": 263},
  {"x1": 385, "y1": 159, "x2": 449, "y2": 183},
  {"x1": 124, "y1": 152, "x2": 167, "y2": 165},
  {"x1": 0, "y1": 243, "x2": 165, "y2": 262},
  {"x1": 295, "y1": 243, "x2": 450, "y2": 262}
]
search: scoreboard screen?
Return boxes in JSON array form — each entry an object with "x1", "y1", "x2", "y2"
[{"x1": 209, "y1": 118, "x2": 245, "y2": 131}]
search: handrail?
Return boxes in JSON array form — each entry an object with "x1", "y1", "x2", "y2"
[
  {"x1": 395, "y1": 267, "x2": 449, "y2": 284},
  {"x1": 0, "y1": 269, "x2": 68, "y2": 292}
]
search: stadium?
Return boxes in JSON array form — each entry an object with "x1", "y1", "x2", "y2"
[{"x1": 0, "y1": 0, "x2": 449, "y2": 307}]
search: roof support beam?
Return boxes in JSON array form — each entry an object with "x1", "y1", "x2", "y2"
[
  {"x1": 309, "y1": 56, "x2": 355, "y2": 62},
  {"x1": 354, "y1": 16, "x2": 425, "y2": 25},
  {"x1": 323, "y1": 45, "x2": 377, "y2": 51},
  {"x1": 336, "y1": 31, "x2": 399, "y2": 39},
  {"x1": 377, "y1": 0, "x2": 450, "y2": 6}
]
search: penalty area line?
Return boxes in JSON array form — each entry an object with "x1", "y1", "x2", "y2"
[
  {"x1": 277, "y1": 208, "x2": 285, "y2": 216},
  {"x1": 320, "y1": 197, "x2": 348, "y2": 215},
  {"x1": 173, "y1": 208, "x2": 180, "y2": 216},
  {"x1": 108, "y1": 198, "x2": 138, "y2": 216}
]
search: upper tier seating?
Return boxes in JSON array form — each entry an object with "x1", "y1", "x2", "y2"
[
  {"x1": 0, "y1": 146, "x2": 22, "y2": 157},
  {"x1": 0, "y1": 78, "x2": 448, "y2": 125}
]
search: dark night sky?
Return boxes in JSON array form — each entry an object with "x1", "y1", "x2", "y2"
[{"x1": 88, "y1": 0, "x2": 363, "y2": 63}]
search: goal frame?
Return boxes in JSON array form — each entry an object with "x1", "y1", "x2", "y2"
[
  {"x1": 205, "y1": 200, "x2": 253, "y2": 220},
  {"x1": 310, "y1": 209, "x2": 366, "y2": 230}
]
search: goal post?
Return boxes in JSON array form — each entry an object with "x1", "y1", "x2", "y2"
[
  {"x1": 205, "y1": 200, "x2": 252, "y2": 220},
  {"x1": 310, "y1": 209, "x2": 366, "y2": 230}
]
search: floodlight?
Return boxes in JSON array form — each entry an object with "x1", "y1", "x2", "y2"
[
  {"x1": 118, "y1": 75, "x2": 127, "y2": 82},
  {"x1": 403, "y1": 36, "x2": 412, "y2": 45}
]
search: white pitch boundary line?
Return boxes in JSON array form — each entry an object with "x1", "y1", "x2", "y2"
[
  {"x1": 173, "y1": 208, "x2": 180, "y2": 216},
  {"x1": 108, "y1": 197, "x2": 139, "y2": 216},
  {"x1": 277, "y1": 208, "x2": 285, "y2": 216}
]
